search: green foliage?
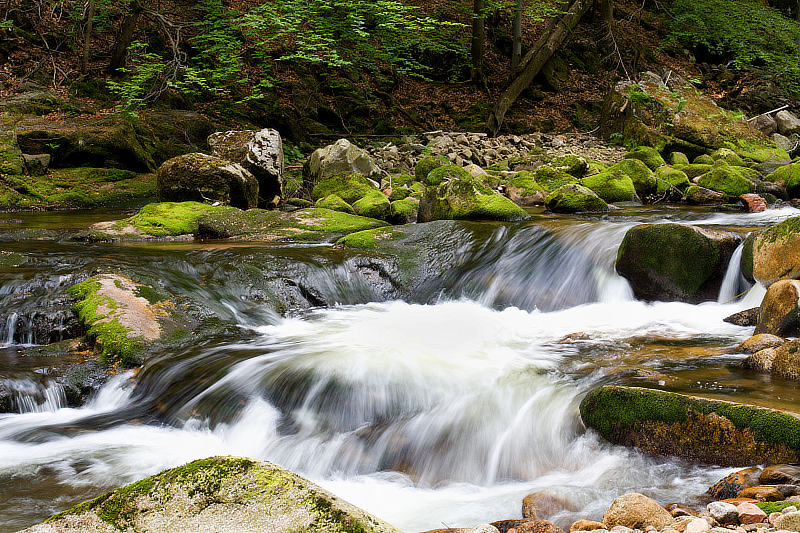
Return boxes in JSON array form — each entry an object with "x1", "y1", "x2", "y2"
[{"x1": 668, "y1": 0, "x2": 800, "y2": 94}]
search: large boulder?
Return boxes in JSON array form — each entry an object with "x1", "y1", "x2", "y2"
[
  {"x1": 696, "y1": 165, "x2": 755, "y2": 196},
  {"x1": 602, "y1": 493, "x2": 674, "y2": 530},
  {"x1": 419, "y1": 176, "x2": 528, "y2": 222},
  {"x1": 208, "y1": 128, "x2": 284, "y2": 207},
  {"x1": 771, "y1": 338, "x2": 800, "y2": 381},
  {"x1": 580, "y1": 385, "x2": 800, "y2": 465},
  {"x1": 304, "y1": 138, "x2": 382, "y2": 189},
  {"x1": 755, "y1": 280, "x2": 800, "y2": 336},
  {"x1": 625, "y1": 146, "x2": 665, "y2": 170},
  {"x1": 157, "y1": 153, "x2": 259, "y2": 209},
  {"x1": 579, "y1": 169, "x2": 637, "y2": 202},
  {"x1": 776, "y1": 110, "x2": 800, "y2": 136},
  {"x1": 752, "y1": 217, "x2": 800, "y2": 285},
  {"x1": 609, "y1": 159, "x2": 656, "y2": 198},
  {"x1": 21, "y1": 456, "x2": 400, "y2": 533},
  {"x1": 506, "y1": 171, "x2": 547, "y2": 206},
  {"x1": 615, "y1": 223, "x2": 739, "y2": 303},
  {"x1": 544, "y1": 184, "x2": 609, "y2": 213},
  {"x1": 311, "y1": 171, "x2": 381, "y2": 204}
]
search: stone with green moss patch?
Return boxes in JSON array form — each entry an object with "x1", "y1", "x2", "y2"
[
  {"x1": 424, "y1": 164, "x2": 471, "y2": 187},
  {"x1": 580, "y1": 385, "x2": 800, "y2": 466},
  {"x1": 722, "y1": 140, "x2": 790, "y2": 163},
  {"x1": 616, "y1": 223, "x2": 739, "y2": 303},
  {"x1": 694, "y1": 154, "x2": 715, "y2": 165},
  {"x1": 669, "y1": 152, "x2": 690, "y2": 165},
  {"x1": 654, "y1": 166, "x2": 690, "y2": 197},
  {"x1": 387, "y1": 185, "x2": 410, "y2": 201},
  {"x1": 311, "y1": 172, "x2": 379, "y2": 204},
  {"x1": 506, "y1": 171, "x2": 546, "y2": 206},
  {"x1": 550, "y1": 154, "x2": 588, "y2": 177},
  {"x1": 352, "y1": 191, "x2": 391, "y2": 220},
  {"x1": 580, "y1": 169, "x2": 637, "y2": 202},
  {"x1": 673, "y1": 163, "x2": 712, "y2": 180},
  {"x1": 418, "y1": 176, "x2": 528, "y2": 222},
  {"x1": 414, "y1": 155, "x2": 450, "y2": 181},
  {"x1": 157, "y1": 153, "x2": 259, "y2": 209},
  {"x1": 609, "y1": 159, "x2": 657, "y2": 198},
  {"x1": 33, "y1": 456, "x2": 400, "y2": 533},
  {"x1": 0, "y1": 251, "x2": 25, "y2": 267},
  {"x1": 0, "y1": 122, "x2": 24, "y2": 176},
  {"x1": 545, "y1": 183, "x2": 609, "y2": 213},
  {"x1": 315, "y1": 194, "x2": 355, "y2": 215},
  {"x1": 625, "y1": 146, "x2": 665, "y2": 170},
  {"x1": 752, "y1": 216, "x2": 800, "y2": 285},
  {"x1": 756, "y1": 501, "x2": 800, "y2": 515},
  {"x1": 765, "y1": 163, "x2": 800, "y2": 199},
  {"x1": 697, "y1": 165, "x2": 755, "y2": 196},
  {"x1": 389, "y1": 198, "x2": 419, "y2": 224},
  {"x1": 534, "y1": 165, "x2": 577, "y2": 192},
  {"x1": 711, "y1": 147, "x2": 745, "y2": 166},
  {"x1": 121, "y1": 201, "x2": 232, "y2": 237}
]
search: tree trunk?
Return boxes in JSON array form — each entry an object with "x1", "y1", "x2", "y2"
[
  {"x1": 511, "y1": 0, "x2": 524, "y2": 72},
  {"x1": 108, "y1": 0, "x2": 143, "y2": 74},
  {"x1": 81, "y1": 0, "x2": 94, "y2": 75},
  {"x1": 599, "y1": 0, "x2": 614, "y2": 23},
  {"x1": 471, "y1": 0, "x2": 487, "y2": 87},
  {"x1": 486, "y1": 0, "x2": 591, "y2": 136}
]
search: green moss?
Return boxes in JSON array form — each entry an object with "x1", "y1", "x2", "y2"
[
  {"x1": 550, "y1": 154, "x2": 588, "y2": 177},
  {"x1": 697, "y1": 166, "x2": 755, "y2": 196},
  {"x1": 120, "y1": 201, "x2": 235, "y2": 237},
  {"x1": 388, "y1": 173, "x2": 415, "y2": 188},
  {"x1": 0, "y1": 129, "x2": 24, "y2": 176},
  {"x1": 585, "y1": 160, "x2": 609, "y2": 176},
  {"x1": 756, "y1": 501, "x2": 799, "y2": 514},
  {"x1": 669, "y1": 152, "x2": 690, "y2": 165},
  {"x1": 133, "y1": 285, "x2": 163, "y2": 304},
  {"x1": 609, "y1": 159, "x2": 657, "y2": 197},
  {"x1": 315, "y1": 194, "x2": 356, "y2": 215},
  {"x1": 0, "y1": 251, "x2": 25, "y2": 267},
  {"x1": 765, "y1": 162, "x2": 800, "y2": 186},
  {"x1": 654, "y1": 166, "x2": 691, "y2": 196},
  {"x1": 507, "y1": 171, "x2": 546, "y2": 196},
  {"x1": 425, "y1": 164, "x2": 470, "y2": 187},
  {"x1": 387, "y1": 186, "x2": 410, "y2": 201},
  {"x1": 389, "y1": 198, "x2": 419, "y2": 224},
  {"x1": 287, "y1": 198, "x2": 313, "y2": 207},
  {"x1": 311, "y1": 172, "x2": 378, "y2": 204},
  {"x1": 414, "y1": 155, "x2": 450, "y2": 181},
  {"x1": 580, "y1": 169, "x2": 637, "y2": 202},
  {"x1": 336, "y1": 227, "x2": 401, "y2": 249},
  {"x1": 421, "y1": 177, "x2": 528, "y2": 222},
  {"x1": 534, "y1": 165, "x2": 577, "y2": 192},
  {"x1": 352, "y1": 191, "x2": 391, "y2": 220},
  {"x1": 694, "y1": 154, "x2": 715, "y2": 165},
  {"x1": 757, "y1": 216, "x2": 800, "y2": 248},
  {"x1": 625, "y1": 146, "x2": 666, "y2": 170},
  {"x1": 723, "y1": 140, "x2": 790, "y2": 163},
  {"x1": 581, "y1": 386, "x2": 800, "y2": 450},
  {"x1": 545, "y1": 183, "x2": 609, "y2": 213},
  {"x1": 673, "y1": 163, "x2": 713, "y2": 180},
  {"x1": 711, "y1": 148, "x2": 745, "y2": 166}
]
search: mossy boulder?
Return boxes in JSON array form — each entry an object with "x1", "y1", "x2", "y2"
[
  {"x1": 755, "y1": 280, "x2": 800, "y2": 337},
  {"x1": 0, "y1": 123, "x2": 24, "y2": 176},
  {"x1": 615, "y1": 223, "x2": 739, "y2": 303},
  {"x1": 625, "y1": 146, "x2": 665, "y2": 170},
  {"x1": 669, "y1": 152, "x2": 690, "y2": 165},
  {"x1": 87, "y1": 201, "x2": 228, "y2": 240},
  {"x1": 550, "y1": 154, "x2": 588, "y2": 177},
  {"x1": 315, "y1": 194, "x2": 355, "y2": 215},
  {"x1": 586, "y1": 160, "x2": 609, "y2": 176},
  {"x1": 303, "y1": 138, "x2": 381, "y2": 189},
  {"x1": 695, "y1": 154, "x2": 715, "y2": 165},
  {"x1": 418, "y1": 176, "x2": 528, "y2": 222},
  {"x1": 722, "y1": 140, "x2": 790, "y2": 164},
  {"x1": 711, "y1": 148, "x2": 746, "y2": 166},
  {"x1": 579, "y1": 169, "x2": 637, "y2": 202},
  {"x1": 68, "y1": 274, "x2": 164, "y2": 366},
  {"x1": 534, "y1": 165, "x2": 578, "y2": 192},
  {"x1": 609, "y1": 159, "x2": 657, "y2": 198},
  {"x1": 415, "y1": 155, "x2": 450, "y2": 181},
  {"x1": 424, "y1": 164, "x2": 471, "y2": 187},
  {"x1": 580, "y1": 385, "x2": 800, "y2": 466},
  {"x1": 752, "y1": 216, "x2": 800, "y2": 285},
  {"x1": 673, "y1": 163, "x2": 713, "y2": 179},
  {"x1": 25, "y1": 456, "x2": 400, "y2": 533},
  {"x1": 506, "y1": 171, "x2": 547, "y2": 206},
  {"x1": 157, "y1": 153, "x2": 258, "y2": 209},
  {"x1": 770, "y1": 339, "x2": 800, "y2": 381},
  {"x1": 311, "y1": 171, "x2": 380, "y2": 204},
  {"x1": 387, "y1": 185, "x2": 410, "y2": 201},
  {"x1": 765, "y1": 162, "x2": 800, "y2": 198},
  {"x1": 696, "y1": 165, "x2": 755, "y2": 196},
  {"x1": 389, "y1": 198, "x2": 419, "y2": 224},
  {"x1": 545, "y1": 184, "x2": 609, "y2": 213},
  {"x1": 654, "y1": 167, "x2": 690, "y2": 197},
  {"x1": 352, "y1": 190, "x2": 391, "y2": 221}
]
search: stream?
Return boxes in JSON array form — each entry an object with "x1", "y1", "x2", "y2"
[{"x1": 1, "y1": 205, "x2": 799, "y2": 532}]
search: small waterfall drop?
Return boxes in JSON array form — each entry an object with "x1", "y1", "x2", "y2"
[{"x1": 718, "y1": 241, "x2": 747, "y2": 304}]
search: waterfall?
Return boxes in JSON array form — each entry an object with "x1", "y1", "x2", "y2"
[{"x1": 717, "y1": 241, "x2": 747, "y2": 304}]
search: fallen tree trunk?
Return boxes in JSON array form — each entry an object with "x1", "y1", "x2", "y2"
[{"x1": 486, "y1": 0, "x2": 592, "y2": 136}]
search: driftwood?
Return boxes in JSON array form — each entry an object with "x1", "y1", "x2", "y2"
[{"x1": 486, "y1": 0, "x2": 591, "y2": 136}]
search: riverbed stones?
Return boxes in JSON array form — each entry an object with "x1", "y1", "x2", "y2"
[
  {"x1": 770, "y1": 339, "x2": 800, "y2": 381},
  {"x1": 740, "y1": 487, "x2": 785, "y2": 502},
  {"x1": 22, "y1": 456, "x2": 400, "y2": 533},
  {"x1": 737, "y1": 503, "x2": 768, "y2": 525},
  {"x1": 709, "y1": 469, "x2": 764, "y2": 500},
  {"x1": 734, "y1": 334, "x2": 785, "y2": 354},
  {"x1": 761, "y1": 466, "x2": 800, "y2": 485},
  {"x1": 773, "y1": 511, "x2": 800, "y2": 531},
  {"x1": 683, "y1": 185, "x2": 725, "y2": 205},
  {"x1": 580, "y1": 386, "x2": 800, "y2": 465},
  {"x1": 615, "y1": 223, "x2": 739, "y2": 303},
  {"x1": 776, "y1": 111, "x2": 800, "y2": 136},
  {"x1": 752, "y1": 217, "x2": 800, "y2": 286},
  {"x1": 157, "y1": 153, "x2": 259, "y2": 209},
  {"x1": 509, "y1": 520, "x2": 566, "y2": 533},
  {"x1": 208, "y1": 128, "x2": 284, "y2": 207},
  {"x1": 625, "y1": 147, "x2": 665, "y2": 170},
  {"x1": 545, "y1": 184, "x2": 609, "y2": 213},
  {"x1": 571, "y1": 520, "x2": 607, "y2": 532},
  {"x1": 743, "y1": 347, "x2": 779, "y2": 373},
  {"x1": 580, "y1": 170, "x2": 637, "y2": 202},
  {"x1": 304, "y1": 138, "x2": 382, "y2": 189},
  {"x1": 755, "y1": 280, "x2": 800, "y2": 336},
  {"x1": 419, "y1": 176, "x2": 528, "y2": 222},
  {"x1": 740, "y1": 194, "x2": 768, "y2": 213},
  {"x1": 685, "y1": 517, "x2": 712, "y2": 533},
  {"x1": 708, "y1": 502, "x2": 739, "y2": 525},
  {"x1": 602, "y1": 493, "x2": 674, "y2": 530},
  {"x1": 523, "y1": 492, "x2": 574, "y2": 520}
]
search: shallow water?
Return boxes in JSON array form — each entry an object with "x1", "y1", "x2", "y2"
[{"x1": 0, "y1": 205, "x2": 798, "y2": 532}]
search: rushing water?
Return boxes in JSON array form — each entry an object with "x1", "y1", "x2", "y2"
[{"x1": 0, "y1": 206, "x2": 799, "y2": 532}]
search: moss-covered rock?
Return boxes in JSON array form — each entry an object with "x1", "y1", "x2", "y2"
[
  {"x1": 609, "y1": 159, "x2": 657, "y2": 198},
  {"x1": 682, "y1": 185, "x2": 725, "y2": 204},
  {"x1": 752, "y1": 216, "x2": 800, "y2": 285},
  {"x1": 27, "y1": 456, "x2": 400, "y2": 533},
  {"x1": 579, "y1": 169, "x2": 637, "y2": 202},
  {"x1": 673, "y1": 163, "x2": 713, "y2": 179},
  {"x1": 387, "y1": 185, "x2": 410, "y2": 201},
  {"x1": 585, "y1": 160, "x2": 609, "y2": 176},
  {"x1": 157, "y1": 153, "x2": 259, "y2": 209},
  {"x1": 694, "y1": 154, "x2": 715, "y2": 165},
  {"x1": 418, "y1": 176, "x2": 528, "y2": 222},
  {"x1": 506, "y1": 171, "x2": 547, "y2": 206},
  {"x1": 414, "y1": 155, "x2": 450, "y2": 181},
  {"x1": 722, "y1": 140, "x2": 790, "y2": 164},
  {"x1": 389, "y1": 198, "x2": 419, "y2": 224},
  {"x1": 352, "y1": 190, "x2": 391, "y2": 221},
  {"x1": 615, "y1": 223, "x2": 739, "y2": 303},
  {"x1": 545, "y1": 184, "x2": 609, "y2": 213},
  {"x1": 0, "y1": 120, "x2": 24, "y2": 176},
  {"x1": 711, "y1": 148, "x2": 745, "y2": 166},
  {"x1": 755, "y1": 280, "x2": 800, "y2": 337},
  {"x1": 424, "y1": 164, "x2": 471, "y2": 187},
  {"x1": 550, "y1": 154, "x2": 588, "y2": 177},
  {"x1": 580, "y1": 385, "x2": 800, "y2": 466},
  {"x1": 696, "y1": 165, "x2": 755, "y2": 196},
  {"x1": 534, "y1": 165, "x2": 577, "y2": 192},
  {"x1": 625, "y1": 146, "x2": 665, "y2": 170},
  {"x1": 303, "y1": 138, "x2": 382, "y2": 189},
  {"x1": 765, "y1": 162, "x2": 800, "y2": 198},
  {"x1": 315, "y1": 194, "x2": 355, "y2": 215},
  {"x1": 68, "y1": 274, "x2": 164, "y2": 366},
  {"x1": 0, "y1": 251, "x2": 25, "y2": 267},
  {"x1": 669, "y1": 152, "x2": 690, "y2": 165},
  {"x1": 654, "y1": 166, "x2": 690, "y2": 197},
  {"x1": 311, "y1": 171, "x2": 379, "y2": 204}
]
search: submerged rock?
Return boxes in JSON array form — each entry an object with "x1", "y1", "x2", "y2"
[
  {"x1": 157, "y1": 153, "x2": 259, "y2": 209},
  {"x1": 615, "y1": 223, "x2": 738, "y2": 303},
  {"x1": 22, "y1": 456, "x2": 400, "y2": 533},
  {"x1": 580, "y1": 385, "x2": 800, "y2": 465},
  {"x1": 724, "y1": 308, "x2": 760, "y2": 327},
  {"x1": 734, "y1": 334, "x2": 785, "y2": 354}
]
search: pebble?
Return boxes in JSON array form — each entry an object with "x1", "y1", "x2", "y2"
[{"x1": 471, "y1": 525, "x2": 501, "y2": 533}]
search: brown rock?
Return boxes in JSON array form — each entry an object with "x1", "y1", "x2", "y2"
[
  {"x1": 665, "y1": 504, "x2": 698, "y2": 518},
  {"x1": 761, "y1": 464, "x2": 800, "y2": 485},
  {"x1": 523, "y1": 492, "x2": 576, "y2": 520},
  {"x1": 509, "y1": 520, "x2": 566, "y2": 533},
  {"x1": 733, "y1": 334, "x2": 785, "y2": 354},
  {"x1": 493, "y1": 521, "x2": 529, "y2": 533},
  {"x1": 569, "y1": 520, "x2": 605, "y2": 532},
  {"x1": 753, "y1": 218, "x2": 800, "y2": 286},
  {"x1": 602, "y1": 493, "x2": 674, "y2": 530},
  {"x1": 755, "y1": 280, "x2": 800, "y2": 336},
  {"x1": 738, "y1": 485, "x2": 784, "y2": 501},
  {"x1": 684, "y1": 186, "x2": 725, "y2": 205},
  {"x1": 740, "y1": 194, "x2": 767, "y2": 213},
  {"x1": 724, "y1": 308, "x2": 760, "y2": 327},
  {"x1": 672, "y1": 516, "x2": 694, "y2": 532},
  {"x1": 771, "y1": 338, "x2": 800, "y2": 381},
  {"x1": 736, "y1": 502, "x2": 767, "y2": 525},
  {"x1": 742, "y1": 347, "x2": 779, "y2": 373},
  {"x1": 708, "y1": 468, "x2": 763, "y2": 499},
  {"x1": 719, "y1": 498, "x2": 758, "y2": 506}
]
